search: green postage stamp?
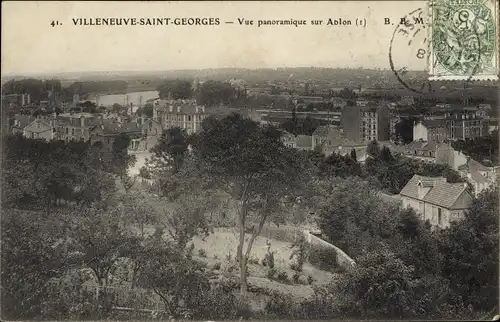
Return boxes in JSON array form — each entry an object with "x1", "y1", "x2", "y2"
[{"x1": 429, "y1": 0, "x2": 499, "y2": 80}]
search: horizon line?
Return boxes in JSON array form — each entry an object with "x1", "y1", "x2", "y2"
[{"x1": 2, "y1": 66, "x2": 427, "y2": 79}]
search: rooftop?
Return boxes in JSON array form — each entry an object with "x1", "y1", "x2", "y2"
[{"x1": 400, "y1": 174, "x2": 470, "y2": 209}]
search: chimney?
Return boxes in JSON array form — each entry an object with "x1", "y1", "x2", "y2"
[{"x1": 195, "y1": 106, "x2": 199, "y2": 113}]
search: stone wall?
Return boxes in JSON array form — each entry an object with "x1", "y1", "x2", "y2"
[{"x1": 302, "y1": 230, "x2": 356, "y2": 271}]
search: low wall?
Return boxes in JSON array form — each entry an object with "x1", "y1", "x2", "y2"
[{"x1": 303, "y1": 230, "x2": 356, "y2": 272}]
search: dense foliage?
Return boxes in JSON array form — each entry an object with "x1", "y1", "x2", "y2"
[
  {"x1": 452, "y1": 131, "x2": 499, "y2": 165},
  {"x1": 157, "y1": 79, "x2": 193, "y2": 100}
]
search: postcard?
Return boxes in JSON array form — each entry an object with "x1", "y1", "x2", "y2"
[{"x1": 1, "y1": 1, "x2": 499, "y2": 321}]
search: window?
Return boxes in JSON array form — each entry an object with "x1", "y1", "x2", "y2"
[
  {"x1": 438, "y1": 208, "x2": 442, "y2": 225},
  {"x1": 188, "y1": 115, "x2": 192, "y2": 121}
]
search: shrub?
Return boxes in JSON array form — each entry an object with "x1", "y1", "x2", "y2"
[
  {"x1": 307, "y1": 275, "x2": 315, "y2": 285},
  {"x1": 292, "y1": 273, "x2": 301, "y2": 284},
  {"x1": 212, "y1": 262, "x2": 221, "y2": 271},
  {"x1": 308, "y1": 246, "x2": 338, "y2": 272},
  {"x1": 277, "y1": 271, "x2": 288, "y2": 282},
  {"x1": 196, "y1": 284, "x2": 251, "y2": 320},
  {"x1": 139, "y1": 166, "x2": 152, "y2": 179},
  {"x1": 265, "y1": 292, "x2": 300, "y2": 318},
  {"x1": 248, "y1": 256, "x2": 259, "y2": 265},
  {"x1": 267, "y1": 267, "x2": 277, "y2": 279},
  {"x1": 262, "y1": 252, "x2": 275, "y2": 269},
  {"x1": 198, "y1": 249, "x2": 207, "y2": 257}
]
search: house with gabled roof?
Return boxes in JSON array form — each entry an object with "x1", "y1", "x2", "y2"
[
  {"x1": 458, "y1": 158, "x2": 497, "y2": 196},
  {"x1": 23, "y1": 118, "x2": 55, "y2": 141},
  {"x1": 400, "y1": 174, "x2": 473, "y2": 228},
  {"x1": 89, "y1": 119, "x2": 142, "y2": 152}
]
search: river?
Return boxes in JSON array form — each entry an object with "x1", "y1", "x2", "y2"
[{"x1": 87, "y1": 90, "x2": 159, "y2": 111}]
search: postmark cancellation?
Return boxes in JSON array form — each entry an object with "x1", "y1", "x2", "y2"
[{"x1": 428, "y1": 0, "x2": 499, "y2": 81}]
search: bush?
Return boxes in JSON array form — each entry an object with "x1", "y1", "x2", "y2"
[
  {"x1": 276, "y1": 271, "x2": 288, "y2": 282},
  {"x1": 198, "y1": 249, "x2": 207, "y2": 257},
  {"x1": 212, "y1": 262, "x2": 221, "y2": 271},
  {"x1": 262, "y1": 252, "x2": 275, "y2": 269},
  {"x1": 248, "y1": 256, "x2": 259, "y2": 265},
  {"x1": 292, "y1": 273, "x2": 301, "y2": 284},
  {"x1": 196, "y1": 285, "x2": 251, "y2": 320},
  {"x1": 308, "y1": 246, "x2": 338, "y2": 272},
  {"x1": 267, "y1": 267, "x2": 277, "y2": 279},
  {"x1": 265, "y1": 292, "x2": 301, "y2": 318},
  {"x1": 307, "y1": 275, "x2": 315, "y2": 285},
  {"x1": 139, "y1": 166, "x2": 152, "y2": 179}
]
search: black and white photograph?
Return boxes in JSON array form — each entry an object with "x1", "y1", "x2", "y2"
[{"x1": 1, "y1": 1, "x2": 499, "y2": 321}]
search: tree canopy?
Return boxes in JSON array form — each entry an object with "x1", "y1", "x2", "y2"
[{"x1": 157, "y1": 79, "x2": 193, "y2": 100}]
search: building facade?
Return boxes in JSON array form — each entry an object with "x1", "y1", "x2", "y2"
[
  {"x1": 90, "y1": 120, "x2": 142, "y2": 152},
  {"x1": 23, "y1": 118, "x2": 54, "y2": 141},
  {"x1": 341, "y1": 105, "x2": 389, "y2": 143},
  {"x1": 413, "y1": 120, "x2": 448, "y2": 143},
  {"x1": 446, "y1": 113, "x2": 488, "y2": 140},
  {"x1": 53, "y1": 113, "x2": 97, "y2": 142},
  {"x1": 400, "y1": 174, "x2": 473, "y2": 229}
]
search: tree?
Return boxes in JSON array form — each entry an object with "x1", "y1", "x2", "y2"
[
  {"x1": 196, "y1": 80, "x2": 236, "y2": 107},
  {"x1": 394, "y1": 117, "x2": 418, "y2": 144},
  {"x1": 80, "y1": 101, "x2": 98, "y2": 113},
  {"x1": 112, "y1": 133, "x2": 136, "y2": 192},
  {"x1": 137, "y1": 244, "x2": 211, "y2": 319},
  {"x1": 314, "y1": 178, "x2": 398, "y2": 258},
  {"x1": 320, "y1": 152, "x2": 363, "y2": 178},
  {"x1": 148, "y1": 127, "x2": 189, "y2": 176},
  {"x1": 1, "y1": 209, "x2": 69, "y2": 319},
  {"x1": 350, "y1": 148, "x2": 357, "y2": 161},
  {"x1": 190, "y1": 114, "x2": 308, "y2": 295},
  {"x1": 142, "y1": 103, "x2": 154, "y2": 118},
  {"x1": 336, "y1": 246, "x2": 456, "y2": 319},
  {"x1": 366, "y1": 140, "x2": 380, "y2": 158},
  {"x1": 157, "y1": 79, "x2": 193, "y2": 100},
  {"x1": 63, "y1": 202, "x2": 140, "y2": 316},
  {"x1": 438, "y1": 187, "x2": 499, "y2": 312}
]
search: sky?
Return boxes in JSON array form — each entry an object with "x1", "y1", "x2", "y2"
[{"x1": 2, "y1": 1, "x2": 429, "y2": 75}]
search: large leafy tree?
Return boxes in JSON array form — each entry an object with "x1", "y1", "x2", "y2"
[
  {"x1": 157, "y1": 79, "x2": 193, "y2": 100},
  {"x1": 314, "y1": 177, "x2": 398, "y2": 258},
  {"x1": 190, "y1": 113, "x2": 308, "y2": 295},
  {"x1": 1, "y1": 209, "x2": 69, "y2": 319},
  {"x1": 438, "y1": 187, "x2": 499, "y2": 313},
  {"x1": 148, "y1": 127, "x2": 190, "y2": 176},
  {"x1": 196, "y1": 80, "x2": 236, "y2": 107}
]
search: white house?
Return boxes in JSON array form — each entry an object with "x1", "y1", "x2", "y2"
[{"x1": 400, "y1": 175, "x2": 473, "y2": 229}]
